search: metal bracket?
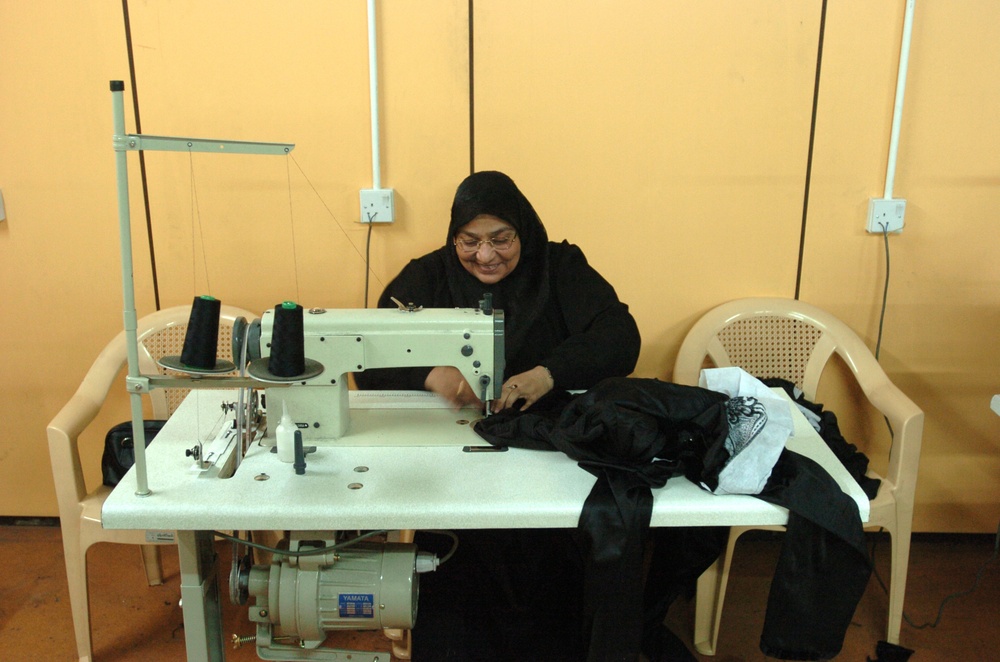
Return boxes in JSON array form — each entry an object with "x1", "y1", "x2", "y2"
[
  {"x1": 113, "y1": 133, "x2": 294, "y2": 155},
  {"x1": 389, "y1": 296, "x2": 422, "y2": 312},
  {"x1": 125, "y1": 375, "x2": 151, "y2": 394},
  {"x1": 253, "y1": 623, "x2": 388, "y2": 661}
]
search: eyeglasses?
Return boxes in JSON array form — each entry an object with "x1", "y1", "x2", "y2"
[{"x1": 453, "y1": 233, "x2": 518, "y2": 253}]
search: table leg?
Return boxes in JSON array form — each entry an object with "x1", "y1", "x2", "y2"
[{"x1": 178, "y1": 530, "x2": 225, "y2": 661}]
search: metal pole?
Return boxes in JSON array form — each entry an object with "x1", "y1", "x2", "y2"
[{"x1": 111, "y1": 80, "x2": 151, "y2": 496}]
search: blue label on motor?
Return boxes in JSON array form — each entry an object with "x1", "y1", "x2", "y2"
[{"x1": 339, "y1": 593, "x2": 375, "y2": 618}]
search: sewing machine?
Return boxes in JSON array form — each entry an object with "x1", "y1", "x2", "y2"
[
  {"x1": 244, "y1": 301, "x2": 505, "y2": 443},
  {"x1": 226, "y1": 301, "x2": 505, "y2": 659}
]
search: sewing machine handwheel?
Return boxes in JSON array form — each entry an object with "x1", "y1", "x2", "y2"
[
  {"x1": 231, "y1": 317, "x2": 248, "y2": 369},
  {"x1": 229, "y1": 542, "x2": 252, "y2": 606}
]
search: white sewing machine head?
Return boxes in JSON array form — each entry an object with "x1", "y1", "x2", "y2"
[{"x1": 249, "y1": 304, "x2": 504, "y2": 441}]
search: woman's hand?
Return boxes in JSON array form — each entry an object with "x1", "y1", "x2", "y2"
[
  {"x1": 424, "y1": 366, "x2": 483, "y2": 410},
  {"x1": 493, "y1": 366, "x2": 555, "y2": 413}
]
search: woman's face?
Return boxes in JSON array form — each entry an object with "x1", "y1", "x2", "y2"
[{"x1": 453, "y1": 214, "x2": 522, "y2": 284}]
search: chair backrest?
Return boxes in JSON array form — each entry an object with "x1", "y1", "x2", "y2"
[
  {"x1": 675, "y1": 298, "x2": 855, "y2": 400},
  {"x1": 674, "y1": 297, "x2": 923, "y2": 503}
]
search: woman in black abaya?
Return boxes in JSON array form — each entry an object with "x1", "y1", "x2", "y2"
[{"x1": 356, "y1": 171, "x2": 641, "y2": 660}]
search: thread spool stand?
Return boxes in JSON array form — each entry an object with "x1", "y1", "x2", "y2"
[
  {"x1": 247, "y1": 301, "x2": 324, "y2": 383},
  {"x1": 110, "y1": 79, "x2": 294, "y2": 497},
  {"x1": 159, "y1": 295, "x2": 238, "y2": 375}
]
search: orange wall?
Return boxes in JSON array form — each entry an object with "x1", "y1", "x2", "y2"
[
  {"x1": 801, "y1": 0, "x2": 1000, "y2": 529},
  {"x1": 1, "y1": 1, "x2": 998, "y2": 532},
  {"x1": 473, "y1": 0, "x2": 818, "y2": 374}
]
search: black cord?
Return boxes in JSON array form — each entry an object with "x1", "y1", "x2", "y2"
[
  {"x1": 212, "y1": 529, "x2": 388, "y2": 557},
  {"x1": 214, "y1": 528, "x2": 461, "y2": 567},
  {"x1": 862, "y1": 221, "x2": 995, "y2": 634},
  {"x1": 365, "y1": 219, "x2": 374, "y2": 307},
  {"x1": 794, "y1": 0, "x2": 828, "y2": 300},
  {"x1": 870, "y1": 522, "x2": 1000, "y2": 630},
  {"x1": 876, "y1": 222, "x2": 895, "y2": 439},
  {"x1": 874, "y1": 223, "x2": 891, "y2": 362},
  {"x1": 121, "y1": 0, "x2": 160, "y2": 310}
]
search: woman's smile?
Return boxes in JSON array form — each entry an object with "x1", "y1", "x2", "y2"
[{"x1": 454, "y1": 214, "x2": 522, "y2": 284}]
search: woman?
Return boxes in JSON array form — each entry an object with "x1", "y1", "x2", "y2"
[
  {"x1": 355, "y1": 170, "x2": 640, "y2": 410},
  {"x1": 356, "y1": 171, "x2": 642, "y2": 660}
]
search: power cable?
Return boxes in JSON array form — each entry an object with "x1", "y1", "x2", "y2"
[
  {"x1": 212, "y1": 528, "x2": 461, "y2": 566},
  {"x1": 868, "y1": 223, "x2": 999, "y2": 632},
  {"x1": 870, "y1": 522, "x2": 1000, "y2": 631},
  {"x1": 874, "y1": 223, "x2": 891, "y2": 362},
  {"x1": 875, "y1": 223, "x2": 895, "y2": 439},
  {"x1": 212, "y1": 529, "x2": 388, "y2": 557},
  {"x1": 365, "y1": 220, "x2": 374, "y2": 307}
]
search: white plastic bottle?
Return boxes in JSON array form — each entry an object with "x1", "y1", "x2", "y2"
[{"x1": 276, "y1": 402, "x2": 296, "y2": 463}]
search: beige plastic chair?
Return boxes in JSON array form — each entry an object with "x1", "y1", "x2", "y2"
[
  {"x1": 673, "y1": 297, "x2": 924, "y2": 655},
  {"x1": 47, "y1": 303, "x2": 255, "y2": 662}
]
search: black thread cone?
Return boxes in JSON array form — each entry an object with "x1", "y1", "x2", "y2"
[
  {"x1": 180, "y1": 295, "x2": 221, "y2": 369},
  {"x1": 269, "y1": 301, "x2": 305, "y2": 377}
]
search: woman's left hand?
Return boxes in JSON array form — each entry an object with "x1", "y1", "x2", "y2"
[{"x1": 493, "y1": 366, "x2": 555, "y2": 413}]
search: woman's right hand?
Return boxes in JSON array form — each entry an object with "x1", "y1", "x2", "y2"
[{"x1": 424, "y1": 366, "x2": 483, "y2": 410}]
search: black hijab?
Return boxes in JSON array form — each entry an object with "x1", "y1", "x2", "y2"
[{"x1": 443, "y1": 171, "x2": 551, "y2": 365}]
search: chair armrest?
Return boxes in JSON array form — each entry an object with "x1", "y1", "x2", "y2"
[
  {"x1": 844, "y1": 334, "x2": 923, "y2": 497},
  {"x1": 47, "y1": 392, "x2": 107, "y2": 510},
  {"x1": 822, "y1": 320, "x2": 924, "y2": 504},
  {"x1": 46, "y1": 334, "x2": 127, "y2": 507},
  {"x1": 865, "y1": 380, "x2": 923, "y2": 440},
  {"x1": 863, "y1": 379, "x2": 924, "y2": 503}
]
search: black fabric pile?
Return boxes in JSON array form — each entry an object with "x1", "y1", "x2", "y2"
[
  {"x1": 763, "y1": 378, "x2": 881, "y2": 500},
  {"x1": 473, "y1": 377, "x2": 873, "y2": 661},
  {"x1": 867, "y1": 640, "x2": 915, "y2": 661}
]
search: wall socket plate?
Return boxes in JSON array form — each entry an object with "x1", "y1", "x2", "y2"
[
  {"x1": 360, "y1": 188, "x2": 395, "y2": 223},
  {"x1": 867, "y1": 198, "x2": 905, "y2": 234}
]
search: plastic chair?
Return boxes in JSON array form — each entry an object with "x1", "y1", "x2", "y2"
[
  {"x1": 47, "y1": 304, "x2": 255, "y2": 662},
  {"x1": 673, "y1": 297, "x2": 924, "y2": 655}
]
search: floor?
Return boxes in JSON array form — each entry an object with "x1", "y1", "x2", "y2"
[{"x1": 0, "y1": 523, "x2": 996, "y2": 661}]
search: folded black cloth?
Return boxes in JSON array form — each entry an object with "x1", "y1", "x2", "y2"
[
  {"x1": 476, "y1": 379, "x2": 730, "y2": 661},
  {"x1": 475, "y1": 377, "x2": 872, "y2": 661},
  {"x1": 763, "y1": 378, "x2": 881, "y2": 500}
]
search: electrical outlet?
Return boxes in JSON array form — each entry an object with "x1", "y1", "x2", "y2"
[
  {"x1": 360, "y1": 188, "x2": 395, "y2": 224},
  {"x1": 866, "y1": 198, "x2": 905, "y2": 234}
]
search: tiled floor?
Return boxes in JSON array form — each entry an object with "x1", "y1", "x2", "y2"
[{"x1": 0, "y1": 523, "x2": 996, "y2": 661}]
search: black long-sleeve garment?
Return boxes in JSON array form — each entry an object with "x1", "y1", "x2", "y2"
[
  {"x1": 354, "y1": 240, "x2": 641, "y2": 391},
  {"x1": 354, "y1": 171, "x2": 643, "y2": 660},
  {"x1": 354, "y1": 242, "x2": 643, "y2": 660}
]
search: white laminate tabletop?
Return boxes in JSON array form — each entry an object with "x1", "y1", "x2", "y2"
[{"x1": 103, "y1": 389, "x2": 869, "y2": 531}]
